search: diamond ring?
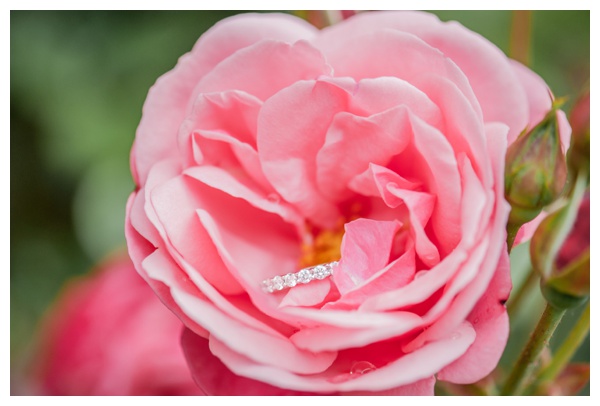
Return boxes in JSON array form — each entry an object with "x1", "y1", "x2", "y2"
[{"x1": 261, "y1": 261, "x2": 339, "y2": 293}]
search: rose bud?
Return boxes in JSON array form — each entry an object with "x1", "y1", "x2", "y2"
[
  {"x1": 530, "y1": 191, "x2": 589, "y2": 309},
  {"x1": 541, "y1": 250, "x2": 589, "y2": 309},
  {"x1": 505, "y1": 105, "x2": 568, "y2": 226},
  {"x1": 567, "y1": 90, "x2": 590, "y2": 175},
  {"x1": 29, "y1": 253, "x2": 203, "y2": 396}
]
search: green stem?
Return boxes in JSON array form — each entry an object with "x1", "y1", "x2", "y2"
[
  {"x1": 534, "y1": 302, "x2": 590, "y2": 389},
  {"x1": 506, "y1": 266, "x2": 538, "y2": 319},
  {"x1": 463, "y1": 383, "x2": 489, "y2": 396},
  {"x1": 506, "y1": 222, "x2": 521, "y2": 254},
  {"x1": 500, "y1": 303, "x2": 566, "y2": 395},
  {"x1": 509, "y1": 11, "x2": 532, "y2": 66}
]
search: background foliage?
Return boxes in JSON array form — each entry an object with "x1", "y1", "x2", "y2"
[{"x1": 10, "y1": 10, "x2": 590, "y2": 393}]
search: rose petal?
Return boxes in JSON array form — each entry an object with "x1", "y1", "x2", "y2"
[
  {"x1": 334, "y1": 218, "x2": 402, "y2": 295},
  {"x1": 181, "y1": 328, "x2": 311, "y2": 396},
  {"x1": 281, "y1": 306, "x2": 415, "y2": 329},
  {"x1": 170, "y1": 286, "x2": 337, "y2": 375},
  {"x1": 316, "y1": 27, "x2": 482, "y2": 119},
  {"x1": 126, "y1": 192, "x2": 161, "y2": 263},
  {"x1": 146, "y1": 241, "x2": 297, "y2": 340},
  {"x1": 184, "y1": 165, "x2": 304, "y2": 232},
  {"x1": 401, "y1": 233, "x2": 490, "y2": 353},
  {"x1": 326, "y1": 244, "x2": 416, "y2": 310},
  {"x1": 191, "y1": 130, "x2": 275, "y2": 194},
  {"x1": 194, "y1": 40, "x2": 332, "y2": 101},
  {"x1": 133, "y1": 12, "x2": 318, "y2": 185},
  {"x1": 509, "y1": 59, "x2": 553, "y2": 138},
  {"x1": 278, "y1": 279, "x2": 332, "y2": 308},
  {"x1": 349, "y1": 163, "x2": 422, "y2": 198},
  {"x1": 208, "y1": 322, "x2": 475, "y2": 393},
  {"x1": 384, "y1": 186, "x2": 439, "y2": 267},
  {"x1": 317, "y1": 10, "x2": 529, "y2": 142},
  {"x1": 349, "y1": 77, "x2": 443, "y2": 126},
  {"x1": 556, "y1": 109, "x2": 572, "y2": 156},
  {"x1": 437, "y1": 251, "x2": 511, "y2": 383},
  {"x1": 415, "y1": 74, "x2": 491, "y2": 185},
  {"x1": 403, "y1": 123, "x2": 511, "y2": 351},
  {"x1": 148, "y1": 174, "x2": 245, "y2": 295},
  {"x1": 258, "y1": 79, "x2": 351, "y2": 228},
  {"x1": 315, "y1": 106, "x2": 413, "y2": 201},
  {"x1": 290, "y1": 310, "x2": 422, "y2": 352},
  {"x1": 177, "y1": 90, "x2": 262, "y2": 172},
  {"x1": 390, "y1": 113, "x2": 461, "y2": 257},
  {"x1": 141, "y1": 249, "x2": 210, "y2": 339},
  {"x1": 348, "y1": 376, "x2": 436, "y2": 396}
]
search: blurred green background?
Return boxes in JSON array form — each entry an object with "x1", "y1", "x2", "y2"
[{"x1": 10, "y1": 10, "x2": 590, "y2": 394}]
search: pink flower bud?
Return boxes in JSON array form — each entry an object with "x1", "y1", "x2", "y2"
[
  {"x1": 505, "y1": 106, "x2": 568, "y2": 225},
  {"x1": 531, "y1": 193, "x2": 589, "y2": 309}
]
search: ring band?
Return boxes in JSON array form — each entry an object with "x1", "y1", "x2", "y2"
[{"x1": 261, "y1": 261, "x2": 339, "y2": 293}]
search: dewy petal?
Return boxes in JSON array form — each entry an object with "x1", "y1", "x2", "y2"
[
  {"x1": 333, "y1": 218, "x2": 402, "y2": 295},
  {"x1": 133, "y1": 12, "x2": 318, "y2": 185},
  {"x1": 258, "y1": 79, "x2": 352, "y2": 228},
  {"x1": 208, "y1": 322, "x2": 475, "y2": 393},
  {"x1": 348, "y1": 377, "x2": 436, "y2": 396}
]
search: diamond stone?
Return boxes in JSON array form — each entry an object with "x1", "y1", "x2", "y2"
[
  {"x1": 283, "y1": 273, "x2": 297, "y2": 287},
  {"x1": 314, "y1": 265, "x2": 328, "y2": 280},
  {"x1": 297, "y1": 269, "x2": 312, "y2": 284},
  {"x1": 272, "y1": 275, "x2": 285, "y2": 290},
  {"x1": 262, "y1": 279, "x2": 274, "y2": 293}
]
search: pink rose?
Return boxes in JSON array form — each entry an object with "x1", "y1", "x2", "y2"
[
  {"x1": 126, "y1": 11, "x2": 557, "y2": 394},
  {"x1": 30, "y1": 254, "x2": 203, "y2": 396}
]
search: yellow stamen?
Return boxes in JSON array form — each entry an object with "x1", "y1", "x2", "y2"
[{"x1": 298, "y1": 223, "x2": 345, "y2": 268}]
